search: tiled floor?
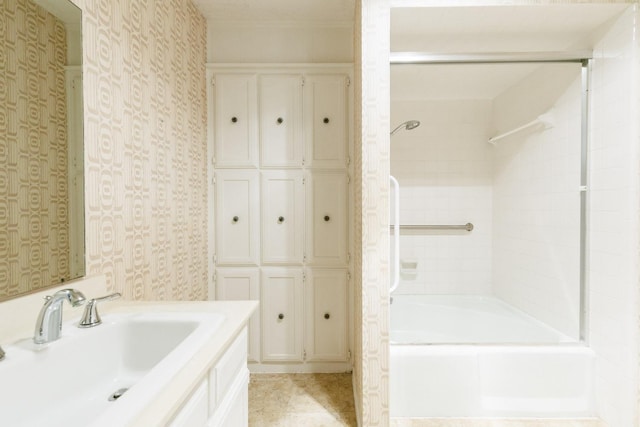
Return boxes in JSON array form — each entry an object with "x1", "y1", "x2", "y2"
[{"x1": 249, "y1": 373, "x2": 357, "y2": 426}]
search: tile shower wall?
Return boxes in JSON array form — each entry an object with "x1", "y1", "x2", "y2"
[
  {"x1": 491, "y1": 63, "x2": 582, "y2": 340},
  {"x1": 81, "y1": 0, "x2": 208, "y2": 300},
  {"x1": 0, "y1": 0, "x2": 69, "y2": 298},
  {"x1": 588, "y1": 6, "x2": 640, "y2": 427},
  {"x1": 391, "y1": 100, "x2": 493, "y2": 295}
]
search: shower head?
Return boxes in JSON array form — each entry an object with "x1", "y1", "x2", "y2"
[{"x1": 390, "y1": 120, "x2": 421, "y2": 136}]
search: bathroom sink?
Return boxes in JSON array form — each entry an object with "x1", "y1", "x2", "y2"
[{"x1": 0, "y1": 311, "x2": 225, "y2": 427}]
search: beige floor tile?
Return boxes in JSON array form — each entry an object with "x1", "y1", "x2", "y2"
[{"x1": 249, "y1": 373, "x2": 356, "y2": 427}]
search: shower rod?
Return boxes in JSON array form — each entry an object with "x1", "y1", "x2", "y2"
[{"x1": 390, "y1": 51, "x2": 592, "y2": 64}]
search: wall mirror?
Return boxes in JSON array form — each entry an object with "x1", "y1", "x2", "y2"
[{"x1": 0, "y1": 0, "x2": 84, "y2": 301}]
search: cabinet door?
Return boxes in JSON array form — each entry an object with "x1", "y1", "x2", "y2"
[
  {"x1": 216, "y1": 269, "x2": 260, "y2": 363},
  {"x1": 213, "y1": 74, "x2": 258, "y2": 167},
  {"x1": 259, "y1": 75, "x2": 303, "y2": 167},
  {"x1": 305, "y1": 269, "x2": 349, "y2": 362},
  {"x1": 169, "y1": 380, "x2": 208, "y2": 427},
  {"x1": 261, "y1": 171, "x2": 304, "y2": 264},
  {"x1": 306, "y1": 172, "x2": 348, "y2": 266},
  {"x1": 215, "y1": 170, "x2": 259, "y2": 265},
  {"x1": 261, "y1": 268, "x2": 303, "y2": 362},
  {"x1": 303, "y1": 75, "x2": 349, "y2": 169}
]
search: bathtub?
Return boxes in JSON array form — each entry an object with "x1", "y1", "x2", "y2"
[{"x1": 390, "y1": 295, "x2": 595, "y2": 418}]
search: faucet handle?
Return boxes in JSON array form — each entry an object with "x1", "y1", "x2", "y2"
[{"x1": 78, "y1": 293, "x2": 121, "y2": 328}]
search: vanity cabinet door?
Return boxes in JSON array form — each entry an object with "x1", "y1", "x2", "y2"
[
  {"x1": 170, "y1": 380, "x2": 208, "y2": 427},
  {"x1": 215, "y1": 269, "x2": 260, "y2": 363},
  {"x1": 304, "y1": 75, "x2": 349, "y2": 169},
  {"x1": 261, "y1": 268, "x2": 303, "y2": 362},
  {"x1": 215, "y1": 170, "x2": 260, "y2": 265},
  {"x1": 305, "y1": 269, "x2": 349, "y2": 362},
  {"x1": 213, "y1": 73, "x2": 258, "y2": 167},
  {"x1": 306, "y1": 171, "x2": 348, "y2": 266},
  {"x1": 261, "y1": 171, "x2": 304, "y2": 264},
  {"x1": 259, "y1": 74, "x2": 303, "y2": 167}
]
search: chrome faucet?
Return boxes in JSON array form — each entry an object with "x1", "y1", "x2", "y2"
[
  {"x1": 79, "y1": 293, "x2": 121, "y2": 328},
  {"x1": 34, "y1": 289, "x2": 86, "y2": 344},
  {"x1": 0, "y1": 345, "x2": 5, "y2": 361}
]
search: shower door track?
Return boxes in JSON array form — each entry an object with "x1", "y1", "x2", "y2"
[
  {"x1": 390, "y1": 51, "x2": 592, "y2": 64},
  {"x1": 390, "y1": 52, "x2": 592, "y2": 343}
]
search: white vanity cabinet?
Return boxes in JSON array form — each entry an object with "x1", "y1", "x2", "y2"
[
  {"x1": 212, "y1": 74, "x2": 258, "y2": 168},
  {"x1": 169, "y1": 328, "x2": 250, "y2": 427},
  {"x1": 214, "y1": 170, "x2": 260, "y2": 265},
  {"x1": 259, "y1": 74, "x2": 303, "y2": 167},
  {"x1": 303, "y1": 75, "x2": 349, "y2": 169},
  {"x1": 261, "y1": 171, "x2": 305, "y2": 264},
  {"x1": 260, "y1": 268, "x2": 304, "y2": 362},
  {"x1": 306, "y1": 171, "x2": 349, "y2": 266}
]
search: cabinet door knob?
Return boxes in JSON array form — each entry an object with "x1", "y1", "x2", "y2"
[
  {"x1": 323, "y1": 117, "x2": 330, "y2": 124},
  {"x1": 278, "y1": 313, "x2": 284, "y2": 320},
  {"x1": 278, "y1": 216, "x2": 285, "y2": 223},
  {"x1": 324, "y1": 215, "x2": 330, "y2": 222},
  {"x1": 277, "y1": 117, "x2": 283, "y2": 124},
  {"x1": 231, "y1": 116, "x2": 238, "y2": 123},
  {"x1": 324, "y1": 313, "x2": 330, "y2": 319},
  {"x1": 232, "y1": 216, "x2": 239, "y2": 223}
]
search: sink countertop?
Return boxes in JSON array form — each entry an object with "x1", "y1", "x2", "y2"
[
  {"x1": 0, "y1": 276, "x2": 258, "y2": 427},
  {"x1": 97, "y1": 300, "x2": 258, "y2": 427}
]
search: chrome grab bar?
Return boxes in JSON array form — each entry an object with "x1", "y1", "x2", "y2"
[{"x1": 390, "y1": 223, "x2": 474, "y2": 232}]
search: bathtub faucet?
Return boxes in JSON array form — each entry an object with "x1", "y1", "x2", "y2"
[{"x1": 33, "y1": 289, "x2": 86, "y2": 344}]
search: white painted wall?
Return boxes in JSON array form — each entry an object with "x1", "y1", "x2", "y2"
[
  {"x1": 491, "y1": 63, "x2": 583, "y2": 341},
  {"x1": 206, "y1": 23, "x2": 353, "y2": 63},
  {"x1": 390, "y1": 100, "x2": 494, "y2": 295},
  {"x1": 588, "y1": 6, "x2": 640, "y2": 427}
]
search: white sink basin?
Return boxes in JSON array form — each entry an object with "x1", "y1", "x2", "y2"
[{"x1": 0, "y1": 311, "x2": 225, "y2": 427}]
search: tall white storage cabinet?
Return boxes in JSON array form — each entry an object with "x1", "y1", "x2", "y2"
[{"x1": 208, "y1": 65, "x2": 353, "y2": 372}]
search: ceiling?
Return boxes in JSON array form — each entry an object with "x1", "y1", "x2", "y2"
[{"x1": 192, "y1": 0, "x2": 355, "y2": 24}]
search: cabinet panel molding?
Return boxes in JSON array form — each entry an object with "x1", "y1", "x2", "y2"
[
  {"x1": 215, "y1": 170, "x2": 260, "y2": 265},
  {"x1": 259, "y1": 74, "x2": 303, "y2": 167},
  {"x1": 261, "y1": 171, "x2": 305, "y2": 264},
  {"x1": 304, "y1": 74, "x2": 349, "y2": 169},
  {"x1": 213, "y1": 73, "x2": 258, "y2": 167},
  {"x1": 306, "y1": 171, "x2": 348, "y2": 265},
  {"x1": 215, "y1": 269, "x2": 260, "y2": 362},
  {"x1": 305, "y1": 268, "x2": 349, "y2": 362},
  {"x1": 261, "y1": 268, "x2": 304, "y2": 362}
]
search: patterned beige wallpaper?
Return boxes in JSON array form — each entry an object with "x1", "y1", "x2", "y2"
[
  {"x1": 354, "y1": 0, "x2": 391, "y2": 425},
  {"x1": 0, "y1": 0, "x2": 70, "y2": 299},
  {"x1": 81, "y1": 0, "x2": 208, "y2": 300}
]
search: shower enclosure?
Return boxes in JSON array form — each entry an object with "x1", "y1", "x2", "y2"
[{"x1": 389, "y1": 56, "x2": 594, "y2": 417}]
